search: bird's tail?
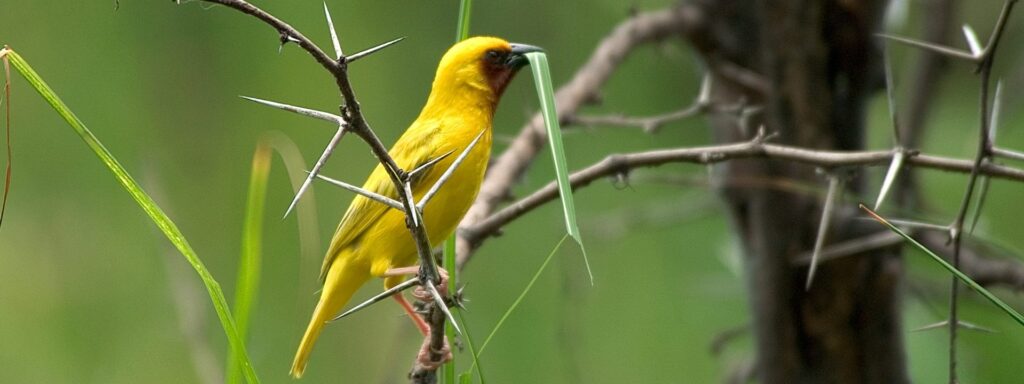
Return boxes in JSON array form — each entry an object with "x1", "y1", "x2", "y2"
[{"x1": 291, "y1": 257, "x2": 369, "y2": 378}]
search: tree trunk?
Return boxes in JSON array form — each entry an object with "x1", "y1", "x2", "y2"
[{"x1": 691, "y1": 1, "x2": 910, "y2": 382}]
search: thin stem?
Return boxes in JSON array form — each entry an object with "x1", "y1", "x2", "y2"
[{"x1": 945, "y1": 3, "x2": 1016, "y2": 380}]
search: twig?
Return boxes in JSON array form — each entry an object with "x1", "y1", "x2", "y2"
[
  {"x1": 563, "y1": 75, "x2": 731, "y2": 133},
  {"x1": 565, "y1": 104, "x2": 706, "y2": 133},
  {"x1": 943, "y1": 2, "x2": 1017, "y2": 381}
]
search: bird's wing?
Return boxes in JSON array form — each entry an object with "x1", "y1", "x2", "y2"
[{"x1": 318, "y1": 119, "x2": 442, "y2": 282}]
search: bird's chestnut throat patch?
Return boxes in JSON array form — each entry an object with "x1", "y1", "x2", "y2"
[{"x1": 480, "y1": 60, "x2": 520, "y2": 98}]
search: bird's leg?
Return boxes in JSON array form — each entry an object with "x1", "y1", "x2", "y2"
[
  {"x1": 384, "y1": 266, "x2": 453, "y2": 368},
  {"x1": 392, "y1": 294, "x2": 430, "y2": 336},
  {"x1": 382, "y1": 266, "x2": 420, "y2": 277},
  {"x1": 383, "y1": 267, "x2": 449, "y2": 336}
]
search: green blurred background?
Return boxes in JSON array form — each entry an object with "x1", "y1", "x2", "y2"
[{"x1": 1, "y1": 1, "x2": 1023, "y2": 383}]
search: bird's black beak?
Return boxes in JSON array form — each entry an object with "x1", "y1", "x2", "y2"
[{"x1": 505, "y1": 43, "x2": 544, "y2": 69}]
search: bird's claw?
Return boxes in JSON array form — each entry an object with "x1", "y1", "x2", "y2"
[
  {"x1": 412, "y1": 267, "x2": 450, "y2": 302},
  {"x1": 416, "y1": 336, "x2": 453, "y2": 370}
]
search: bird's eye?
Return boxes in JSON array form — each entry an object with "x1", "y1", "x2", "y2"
[{"x1": 485, "y1": 50, "x2": 501, "y2": 62}]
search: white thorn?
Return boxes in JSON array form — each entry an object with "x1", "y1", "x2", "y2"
[
  {"x1": 323, "y1": 2, "x2": 343, "y2": 60},
  {"x1": 284, "y1": 125, "x2": 347, "y2": 218},
  {"x1": 313, "y1": 173, "x2": 405, "y2": 211},
  {"x1": 239, "y1": 96, "x2": 344, "y2": 125},
  {"x1": 806, "y1": 176, "x2": 842, "y2": 290},
  {"x1": 962, "y1": 24, "x2": 983, "y2": 57},
  {"x1": 418, "y1": 130, "x2": 486, "y2": 210},
  {"x1": 874, "y1": 151, "x2": 905, "y2": 210}
]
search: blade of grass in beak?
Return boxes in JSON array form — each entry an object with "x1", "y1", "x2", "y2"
[
  {"x1": 861, "y1": 204, "x2": 1024, "y2": 326},
  {"x1": 3, "y1": 49, "x2": 260, "y2": 383},
  {"x1": 455, "y1": 0, "x2": 473, "y2": 42},
  {"x1": 525, "y1": 52, "x2": 593, "y2": 285}
]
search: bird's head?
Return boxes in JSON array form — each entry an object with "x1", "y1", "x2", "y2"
[{"x1": 430, "y1": 36, "x2": 543, "y2": 106}]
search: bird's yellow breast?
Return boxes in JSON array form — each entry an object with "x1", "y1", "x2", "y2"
[{"x1": 350, "y1": 114, "x2": 492, "y2": 277}]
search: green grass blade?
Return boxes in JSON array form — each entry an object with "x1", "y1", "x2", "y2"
[
  {"x1": 455, "y1": 0, "x2": 473, "y2": 42},
  {"x1": 456, "y1": 309, "x2": 485, "y2": 384},
  {"x1": 861, "y1": 204, "x2": 1024, "y2": 326},
  {"x1": 478, "y1": 234, "x2": 569, "y2": 356},
  {"x1": 226, "y1": 139, "x2": 273, "y2": 384},
  {"x1": 464, "y1": 235, "x2": 568, "y2": 381},
  {"x1": 4, "y1": 50, "x2": 260, "y2": 383},
  {"x1": 525, "y1": 52, "x2": 592, "y2": 284}
]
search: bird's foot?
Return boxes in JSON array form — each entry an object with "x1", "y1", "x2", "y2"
[
  {"x1": 412, "y1": 267, "x2": 449, "y2": 302},
  {"x1": 416, "y1": 335, "x2": 452, "y2": 370}
]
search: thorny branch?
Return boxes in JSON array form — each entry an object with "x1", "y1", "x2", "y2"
[
  {"x1": 186, "y1": 0, "x2": 451, "y2": 380},
  {"x1": 881, "y1": 1, "x2": 1020, "y2": 381}
]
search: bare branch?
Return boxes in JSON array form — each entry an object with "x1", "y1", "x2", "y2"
[
  {"x1": 792, "y1": 229, "x2": 1024, "y2": 292},
  {"x1": 565, "y1": 104, "x2": 706, "y2": 133},
  {"x1": 564, "y1": 75, "x2": 730, "y2": 133},
  {"x1": 460, "y1": 137, "x2": 1024, "y2": 251}
]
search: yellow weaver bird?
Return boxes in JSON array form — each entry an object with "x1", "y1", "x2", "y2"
[{"x1": 291, "y1": 36, "x2": 541, "y2": 378}]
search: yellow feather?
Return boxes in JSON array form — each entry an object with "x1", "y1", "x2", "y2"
[{"x1": 291, "y1": 36, "x2": 520, "y2": 378}]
